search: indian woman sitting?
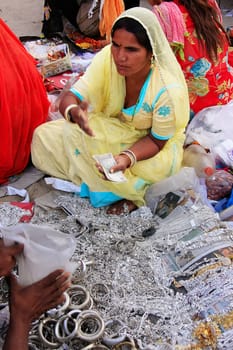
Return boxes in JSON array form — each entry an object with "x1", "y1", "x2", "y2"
[{"x1": 31, "y1": 7, "x2": 189, "y2": 215}]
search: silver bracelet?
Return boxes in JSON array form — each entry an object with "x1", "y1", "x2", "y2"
[
  {"x1": 119, "y1": 149, "x2": 137, "y2": 167},
  {"x1": 64, "y1": 104, "x2": 79, "y2": 122}
]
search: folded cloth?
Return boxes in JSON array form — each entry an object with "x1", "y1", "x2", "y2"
[
  {"x1": 151, "y1": 2, "x2": 185, "y2": 59},
  {"x1": 99, "y1": 0, "x2": 125, "y2": 41}
]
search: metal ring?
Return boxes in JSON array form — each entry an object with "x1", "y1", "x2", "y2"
[
  {"x1": 55, "y1": 314, "x2": 78, "y2": 342},
  {"x1": 112, "y1": 341, "x2": 137, "y2": 350},
  {"x1": 28, "y1": 335, "x2": 41, "y2": 350},
  {"x1": 38, "y1": 317, "x2": 61, "y2": 348},
  {"x1": 90, "y1": 283, "x2": 110, "y2": 303},
  {"x1": 72, "y1": 259, "x2": 87, "y2": 282},
  {"x1": 87, "y1": 296, "x2": 94, "y2": 309},
  {"x1": 46, "y1": 291, "x2": 70, "y2": 317},
  {"x1": 64, "y1": 309, "x2": 82, "y2": 334},
  {"x1": 82, "y1": 344, "x2": 110, "y2": 350},
  {"x1": 71, "y1": 259, "x2": 94, "y2": 282},
  {"x1": 112, "y1": 337, "x2": 137, "y2": 350},
  {"x1": 76, "y1": 309, "x2": 105, "y2": 342},
  {"x1": 68, "y1": 285, "x2": 90, "y2": 310},
  {"x1": 102, "y1": 319, "x2": 127, "y2": 347}
]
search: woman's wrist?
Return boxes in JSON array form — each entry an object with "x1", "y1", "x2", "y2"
[
  {"x1": 64, "y1": 104, "x2": 79, "y2": 122},
  {"x1": 119, "y1": 153, "x2": 131, "y2": 168},
  {"x1": 119, "y1": 149, "x2": 137, "y2": 168}
]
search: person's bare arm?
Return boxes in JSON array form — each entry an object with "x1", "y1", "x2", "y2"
[
  {"x1": 108, "y1": 134, "x2": 167, "y2": 173},
  {"x1": 128, "y1": 134, "x2": 166, "y2": 161},
  {"x1": 59, "y1": 91, "x2": 94, "y2": 136},
  {"x1": 3, "y1": 270, "x2": 70, "y2": 350}
]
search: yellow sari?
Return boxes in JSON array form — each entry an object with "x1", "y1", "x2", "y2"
[{"x1": 32, "y1": 8, "x2": 189, "y2": 207}]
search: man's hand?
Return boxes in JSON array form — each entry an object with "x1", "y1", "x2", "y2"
[
  {"x1": 3, "y1": 270, "x2": 71, "y2": 350},
  {"x1": 8, "y1": 269, "x2": 71, "y2": 323},
  {"x1": 0, "y1": 241, "x2": 24, "y2": 276}
]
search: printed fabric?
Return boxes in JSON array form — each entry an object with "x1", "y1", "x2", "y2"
[
  {"x1": 151, "y1": 1, "x2": 185, "y2": 60},
  {"x1": 173, "y1": 0, "x2": 233, "y2": 117}
]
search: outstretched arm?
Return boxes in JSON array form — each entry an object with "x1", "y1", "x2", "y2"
[
  {"x1": 3, "y1": 270, "x2": 70, "y2": 350},
  {"x1": 59, "y1": 91, "x2": 94, "y2": 137}
]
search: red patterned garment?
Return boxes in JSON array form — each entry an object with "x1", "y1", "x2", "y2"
[
  {"x1": 174, "y1": 0, "x2": 233, "y2": 117},
  {"x1": 0, "y1": 20, "x2": 49, "y2": 184}
]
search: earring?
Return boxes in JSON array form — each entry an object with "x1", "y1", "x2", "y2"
[{"x1": 150, "y1": 55, "x2": 155, "y2": 68}]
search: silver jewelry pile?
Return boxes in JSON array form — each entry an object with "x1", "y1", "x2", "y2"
[{"x1": 1, "y1": 191, "x2": 233, "y2": 349}]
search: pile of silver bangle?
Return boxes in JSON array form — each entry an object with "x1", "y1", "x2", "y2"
[
  {"x1": 2, "y1": 191, "x2": 233, "y2": 349},
  {"x1": 28, "y1": 278, "x2": 136, "y2": 349}
]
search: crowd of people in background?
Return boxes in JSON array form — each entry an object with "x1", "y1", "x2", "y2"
[{"x1": 42, "y1": 0, "x2": 140, "y2": 39}]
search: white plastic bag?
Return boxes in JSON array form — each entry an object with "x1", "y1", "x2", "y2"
[
  {"x1": 145, "y1": 167, "x2": 210, "y2": 213},
  {"x1": 1, "y1": 223, "x2": 76, "y2": 286},
  {"x1": 185, "y1": 101, "x2": 233, "y2": 150}
]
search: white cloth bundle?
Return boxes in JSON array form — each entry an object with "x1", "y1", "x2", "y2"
[{"x1": 1, "y1": 223, "x2": 76, "y2": 286}]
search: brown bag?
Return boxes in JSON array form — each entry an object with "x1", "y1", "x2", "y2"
[{"x1": 76, "y1": 0, "x2": 100, "y2": 37}]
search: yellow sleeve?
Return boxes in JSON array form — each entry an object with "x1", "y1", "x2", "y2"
[{"x1": 151, "y1": 86, "x2": 176, "y2": 140}]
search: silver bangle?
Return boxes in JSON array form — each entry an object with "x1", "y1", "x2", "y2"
[
  {"x1": 68, "y1": 285, "x2": 90, "y2": 310},
  {"x1": 58, "y1": 291, "x2": 70, "y2": 312},
  {"x1": 64, "y1": 104, "x2": 78, "y2": 122},
  {"x1": 76, "y1": 309, "x2": 105, "y2": 342},
  {"x1": 82, "y1": 345, "x2": 110, "y2": 350},
  {"x1": 125, "y1": 149, "x2": 137, "y2": 164},
  {"x1": 55, "y1": 314, "x2": 78, "y2": 342},
  {"x1": 102, "y1": 319, "x2": 127, "y2": 347},
  {"x1": 64, "y1": 309, "x2": 82, "y2": 334},
  {"x1": 82, "y1": 344, "x2": 110, "y2": 350},
  {"x1": 119, "y1": 149, "x2": 137, "y2": 167},
  {"x1": 90, "y1": 282, "x2": 110, "y2": 303},
  {"x1": 38, "y1": 317, "x2": 61, "y2": 348}
]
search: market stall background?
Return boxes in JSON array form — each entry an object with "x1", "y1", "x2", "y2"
[{"x1": 1, "y1": 0, "x2": 232, "y2": 37}]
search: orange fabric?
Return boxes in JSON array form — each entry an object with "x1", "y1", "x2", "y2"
[
  {"x1": 0, "y1": 20, "x2": 49, "y2": 184},
  {"x1": 99, "y1": 0, "x2": 125, "y2": 41}
]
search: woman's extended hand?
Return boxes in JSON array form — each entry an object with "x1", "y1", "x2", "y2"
[
  {"x1": 8, "y1": 269, "x2": 71, "y2": 323},
  {"x1": 70, "y1": 101, "x2": 95, "y2": 137},
  {"x1": 0, "y1": 241, "x2": 24, "y2": 276}
]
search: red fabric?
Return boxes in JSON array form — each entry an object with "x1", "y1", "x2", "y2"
[
  {"x1": 229, "y1": 51, "x2": 233, "y2": 68},
  {"x1": 10, "y1": 202, "x2": 34, "y2": 222},
  {"x1": 0, "y1": 20, "x2": 49, "y2": 184},
  {"x1": 173, "y1": 0, "x2": 233, "y2": 116}
]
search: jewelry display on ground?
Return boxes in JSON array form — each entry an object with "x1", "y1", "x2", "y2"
[{"x1": 1, "y1": 190, "x2": 233, "y2": 349}]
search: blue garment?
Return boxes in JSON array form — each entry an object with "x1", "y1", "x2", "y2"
[{"x1": 80, "y1": 183, "x2": 122, "y2": 207}]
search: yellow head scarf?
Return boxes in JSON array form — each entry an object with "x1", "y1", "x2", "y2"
[{"x1": 114, "y1": 7, "x2": 187, "y2": 88}]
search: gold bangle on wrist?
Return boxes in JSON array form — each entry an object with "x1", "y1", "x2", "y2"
[{"x1": 64, "y1": 104, "x2": 79, "y2": 122}]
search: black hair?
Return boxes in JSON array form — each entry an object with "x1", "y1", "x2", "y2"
[
  {"x1": 178, "y1": 0, "x2": 228, "y2": 60},
  {"x1": 111, "y1": 17, "x2": 152, "y2": 54}
]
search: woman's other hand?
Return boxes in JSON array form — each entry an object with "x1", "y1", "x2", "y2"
[
  {"x1": 59, "y1": 91, "x2": 94, "y2": 137},
  {"x1": 0, "y1": 241, "x2": 24, "y2": 276},
  {"x1": 69, "y1": 101, "x2": 95, "y2": 137}
]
